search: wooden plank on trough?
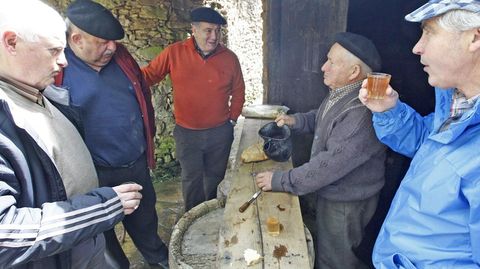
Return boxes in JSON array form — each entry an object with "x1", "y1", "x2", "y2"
[
  {"x1": 254, "y1": 160, "x2": 311, "y2": 268},
  {"x1": 218, "y1": 118, "x2": 311, "y2": 268},
  {"x1": 217, "y1": 162, "x2": 263, "y2": 268},
  {"x1": 217, "y1": 119, "x2": 266, "y2": 268}
]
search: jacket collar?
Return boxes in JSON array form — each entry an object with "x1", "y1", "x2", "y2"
[
  {"x1": 0, "y1": 77, "x2": 43, "y2": 105},
  {"x1": 430, "y1": 88, "x2": 480, "y2": 144}
]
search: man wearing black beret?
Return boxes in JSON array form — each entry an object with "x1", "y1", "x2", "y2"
[
  {"x1": 255, "y1": 32, "x2": 386, "y2": 269},
  {"x1": 53, "y1": 0, "x2": 168, "y2": 268},
  {"x1": 142, "y1": 7, "x2": 245, "y2": 212}
]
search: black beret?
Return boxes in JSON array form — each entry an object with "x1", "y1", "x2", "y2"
[
  {"x1": 334, "y1": 32, "x2": 382, "y2": 72},
  {"x1": 66, "y1": 0, "x2": 124, "y2": 40},
  {"x1": 190, "y1": 7, "x2": 227, "y2": 25}
]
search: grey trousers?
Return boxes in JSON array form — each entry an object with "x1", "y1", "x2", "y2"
[
  {"x1": 174, "y1": 122, "x2": 234, "y2": 212},
  {"x1": 315, "y1": 194, "x2": 379, "y2": 269}
]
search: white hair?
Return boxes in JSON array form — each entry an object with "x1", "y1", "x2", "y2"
[
  {"x1": 0, "y1": 0, "x2": 66, "y2": 43},
  {"x1": 437, "y1": 9, "x2": 480, "y2": 32},
  {"x1": 342, "y1": 49, "x2": 372, "y2": 78}
]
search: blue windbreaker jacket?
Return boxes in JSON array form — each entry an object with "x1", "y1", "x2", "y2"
[{"x1": 372, "y1": 88, "x2": 480, "y2": 268}]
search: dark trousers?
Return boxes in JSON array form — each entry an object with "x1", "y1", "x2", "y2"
[
  {"x1": 95, "y1": 154, "x2": 168, "y2": 268},
  {"x1": 315, "y1": 195, "x2": 379, "y2": 269},
  {"x1": 174, "y1": 122, "x2": 234, "y2": 212},
  {"x1": 71, "y1": 235, "x2": 108, "y2": 269}
]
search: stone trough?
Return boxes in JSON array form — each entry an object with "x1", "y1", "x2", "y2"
[{"x1": 169, "y1": 198, "x2": 314, "y2": 268}]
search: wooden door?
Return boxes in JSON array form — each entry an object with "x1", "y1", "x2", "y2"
[{"x1": 263, "y1": 0, "x2": 349, "y2": 166}]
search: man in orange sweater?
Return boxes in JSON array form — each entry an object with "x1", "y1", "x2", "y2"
[{"x1": 142, "y1": 7, "x2": 245, "y2": 212}]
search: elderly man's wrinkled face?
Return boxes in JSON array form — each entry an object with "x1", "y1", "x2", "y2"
[
  {"x1": 192, "y1": 22, "x2": 221, "y2": 55},
  {"x1": 74, "y1": 32, "x2": 116, "y2": 71},
  {"x1": 15, "y1": 35, "x2": 67, "y2": 89},
  {"x1": 412, "y1": 19, "x2": 472, "y2": 90},
  {"x1": 321, "y1": 43, "x2": 355, "y2": 90}
]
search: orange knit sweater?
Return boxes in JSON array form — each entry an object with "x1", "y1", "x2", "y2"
[{"x1": 142, "y1": 37, "x2": 245, "y2": 129}]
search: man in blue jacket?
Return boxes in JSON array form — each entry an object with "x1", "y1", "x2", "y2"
[
  {"x1": 359, "y1": 0, "x2": 480, "y2": 268},
  {"x1": 0, "y1": 1, "x2": 143, "y2": 268}
]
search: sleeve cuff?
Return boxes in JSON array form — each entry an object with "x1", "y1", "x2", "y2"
[
  {"x1": 271, "y1": 171, "x2": 284, "y2": 192},
  {"x1": 372, "y1": 102, "x2": 404, "y2": 124},
  {"x1": 291, "y1": 114, "x2": 304, "y2": 131}
]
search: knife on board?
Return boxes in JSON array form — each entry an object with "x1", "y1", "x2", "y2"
[{"x1": 239, "y1": 189, "x2": 262, "y2": 213}]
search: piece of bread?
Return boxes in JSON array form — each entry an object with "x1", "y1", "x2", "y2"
[
  {"x1": 241, "y1": 142, "x2": 269, "y2": 163},
  {"x1": 244, "y1": 248, "x2": 263, "y2": 266}
]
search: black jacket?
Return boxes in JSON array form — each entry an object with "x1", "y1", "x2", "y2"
[{"x1": 0, "y1": 86, "x2": 123, "y2": 269}]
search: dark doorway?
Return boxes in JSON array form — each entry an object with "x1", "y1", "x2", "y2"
[
  {"x1": 348, "y1": 0, "x2": 435, "y2": 115},
  {"x1": 263, "y1": 0, "x2": 350, "y2": 168},
  {"x1": 347, "y1": 1, "x2": 435, "y2": 266},
  {"x1": 264, "y1": 0, "x2": 435, "y2": 166}
]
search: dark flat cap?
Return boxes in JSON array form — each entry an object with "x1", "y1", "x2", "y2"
[
  {"x1": 191, "y1": 7, "x2": 226, "y2": 25},
  {"x1": 334, "y1": 32, "x2": 382, "y2": 72},
  {"x1": 67, "y1": 0, "x2": 124, "y2": 40}
]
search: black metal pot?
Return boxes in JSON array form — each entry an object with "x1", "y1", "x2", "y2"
[{"x1": 258, "y1": 122, "x2": 292, "y2": 162}]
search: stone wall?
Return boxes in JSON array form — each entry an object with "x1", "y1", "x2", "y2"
[{"x1": 45, "y1": 0, "x2": 264, "y2": 177}]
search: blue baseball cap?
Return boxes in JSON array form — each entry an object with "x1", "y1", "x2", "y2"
[{"x1": 405, "y1": 0, "x2": 480, "y2": 22}]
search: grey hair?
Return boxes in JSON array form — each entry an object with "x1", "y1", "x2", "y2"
[
  {"x1": 65, "y1": 18, "x2": 77, "y2": 38},
  {"x1": 0, "y1": 0, "x2": 65, "y2": 43},
  {"x1": 357, "y1": 60, "x2": 372, "y2": 78},
  {"x1": 437, "y1": 9, "x2": 480, "y2": 32}
]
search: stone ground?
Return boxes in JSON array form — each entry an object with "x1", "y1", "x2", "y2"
[{"x1": 116, "y1": 178, "x2": 184, "y2": 269}]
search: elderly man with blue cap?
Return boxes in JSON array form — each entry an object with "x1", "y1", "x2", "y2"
[
  {"x1": 53, "y1": 0, "x2": 168, "y2": 268},
  {"x1": 359, "y1": 0, "x2": 480, "y2": 268}
]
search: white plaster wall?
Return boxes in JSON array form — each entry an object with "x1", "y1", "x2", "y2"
[{"x1": 206, "y1": 0, "x2": 264, "y2": 105}]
